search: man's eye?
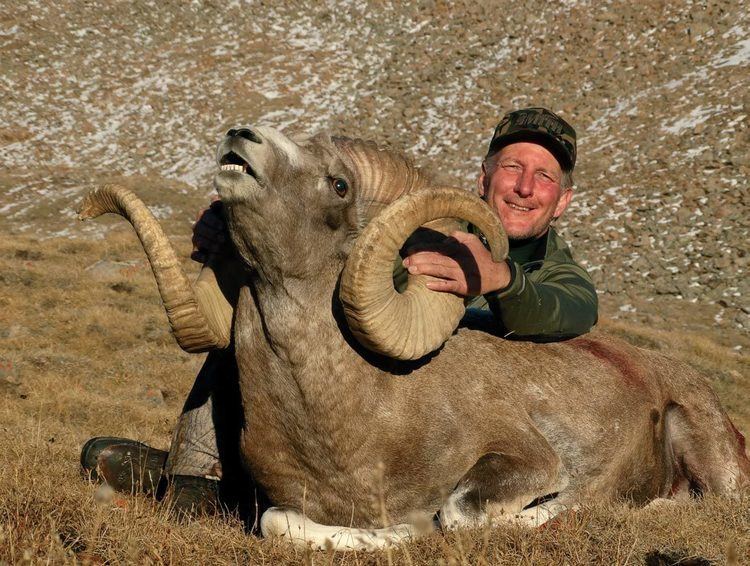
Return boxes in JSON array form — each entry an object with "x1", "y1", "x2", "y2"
[
  {"x1": 331, "y1": 178, "x2": 348, "y2": 197},
  {"x1": 502, "y1": 163, "x2": 522, "y2": 172},
  {"x1": 536, "y1": 172, "x2": 557, "y2": 184}
]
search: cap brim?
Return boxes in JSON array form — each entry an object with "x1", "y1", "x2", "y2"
[{"x1": 487, "y1": 130, "x2": 574, "y2": 171}]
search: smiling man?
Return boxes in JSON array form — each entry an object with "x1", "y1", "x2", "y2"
[{"x1": 403, "y1": 107, "x2": 597, "y2": 340}]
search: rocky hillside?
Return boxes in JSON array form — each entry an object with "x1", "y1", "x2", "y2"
[{"x1": 1, "y1": 0, "x2": 748, "y2": 337}]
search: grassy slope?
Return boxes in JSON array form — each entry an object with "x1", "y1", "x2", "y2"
[{"x1": 0, "y1": 229, "x2": 748, "y2": 564}]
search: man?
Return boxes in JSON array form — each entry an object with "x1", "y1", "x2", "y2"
[
  {"x1": 406, "y1": 107, "x2": 596, "y2": 340},
  {"x1": 81, "y1": 107, "x2": 597, "y2": 518}
]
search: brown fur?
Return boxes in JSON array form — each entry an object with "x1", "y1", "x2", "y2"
[
  {"x1": 232, "y1": 300, "x2": 748, "y2": 527},
  {"x1": 570, "y1": 336, "x2": 645, "y2": 388}
]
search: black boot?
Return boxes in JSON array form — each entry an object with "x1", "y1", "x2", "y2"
[
  {"x1": 81, "y1": 437, "x2": 221, "y2": 519},
  {"x1": 166, "y1": 474, "x2": 222, "y2": 519},
  {"x1": 80, "y1": 436, "x2": 167, "y2": 496}
]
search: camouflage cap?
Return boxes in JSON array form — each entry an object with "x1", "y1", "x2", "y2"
[{"x1": 486, "y1": 107, "x2": 577, "y2": 171}]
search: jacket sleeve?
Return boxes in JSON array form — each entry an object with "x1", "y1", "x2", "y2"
[{"x1": 483, "y1": 258, "x2": 598, "y2": 340}]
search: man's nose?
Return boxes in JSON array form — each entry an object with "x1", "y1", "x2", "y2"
[{"x1": 514, "y1": 170, "x2": 534, "y2": 197}]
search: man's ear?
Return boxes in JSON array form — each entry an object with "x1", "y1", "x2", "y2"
[
  {"x1": 478, "y1": 163, "x2": 488, "y2": 198},
  {"x1": 553, "y1": 187, "x2": 573, "y2": 219}
]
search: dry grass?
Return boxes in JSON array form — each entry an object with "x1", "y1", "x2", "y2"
[{"x1": 1, "y1": 230, "x2": 748, "y2": 564}]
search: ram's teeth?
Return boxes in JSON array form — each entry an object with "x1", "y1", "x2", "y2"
[{"x1": 221, "y1": 164, "x2": 245, "y2": 172}]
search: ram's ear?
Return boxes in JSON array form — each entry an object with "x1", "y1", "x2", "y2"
[
  {"x1": 291, "y1": 131, "x2": 332, "y2": 147},
  {"x1": 310, "y1": 131, "x2": 332, "y2": 144}
]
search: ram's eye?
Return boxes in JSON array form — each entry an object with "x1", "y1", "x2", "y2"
[{"x1": 331, "y1": 178, "x2": 348, "y2": 197}]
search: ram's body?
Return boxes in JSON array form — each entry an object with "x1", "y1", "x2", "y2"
[
  {"x1": 235, "y1": 301, "x2": 745, "y2": 525},
  {"x1": 79, "y1": 126, "x2": 749, "y2": 550}
]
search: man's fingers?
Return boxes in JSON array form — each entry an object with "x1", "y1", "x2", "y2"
[
  {"x1": 425, "y1": 278, "x2": 462, "y2": 294},
  {"x1": 406, "y1": 258, "x2": 464, "y2": 281},
  {"x1": 404, "y1": 250, "x2": 461, "y2": 268},
  {"x1": 425, "y1": 279, "x2": 453, "y2": 291},
  {"x1": 400, "y1": 231, "x2": 495, "y2": 297}
]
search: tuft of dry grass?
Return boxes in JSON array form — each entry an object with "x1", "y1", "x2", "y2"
[{"x1": 1, "y1": 230, "x2": 748, "y2": 564}]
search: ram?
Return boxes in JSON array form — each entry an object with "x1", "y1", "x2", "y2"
[{"x1": 79, "y1": 126, "x2": 749, "y2": 550}]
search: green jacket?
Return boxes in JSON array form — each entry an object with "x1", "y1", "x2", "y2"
[
  {"x1": 394, "y1": 226, "x2": 598, "y2": 342},
  {"x1": 465, "y1": 226, "x2": 597, "y2": 341}
]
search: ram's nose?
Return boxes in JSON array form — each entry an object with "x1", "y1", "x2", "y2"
[{"x1": 226, "y1": 128, "x2": 262, "y2": 144}]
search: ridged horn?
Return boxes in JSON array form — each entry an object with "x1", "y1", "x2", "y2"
[
  {"x1": 78, "y1": 184, "x2": 232, "y2": 352},
  {"x1": 333, "y1": 137, "x2": 432, "y2": 225},
  {"x1": 339, "y1": 187, "x2": 507, "y2": 360}
]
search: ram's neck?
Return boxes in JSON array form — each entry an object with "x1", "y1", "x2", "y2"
[{"x1": 234, "y1": 270, "x2": 374, "y2": 413}]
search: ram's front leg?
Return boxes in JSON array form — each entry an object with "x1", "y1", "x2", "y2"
[
  {"x1": 260, "y1": 506, "x2": 426, "y2": 551},
  {"x1": 439, "y1": 425, "x2": 570, "y2": 529}
]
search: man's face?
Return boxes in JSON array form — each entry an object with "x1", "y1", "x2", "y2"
[{"x1": 479, "y1": 142, "x2": 572, "y2": 240}]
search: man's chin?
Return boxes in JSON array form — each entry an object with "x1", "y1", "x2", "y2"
[
  {"x1": 503, "y1": 223, "x2": 536, "y2": 240},
  {"x1": 500, "y1": 213, "x2": 535, "y2": 238},
  {"x1": 505, "y1": 225, "x2": 549, "y2": 241},
  {"x1": 500, "y1": 214, "x2": 552, "y2": 241}
]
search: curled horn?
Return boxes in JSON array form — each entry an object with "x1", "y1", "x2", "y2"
[
  {"x1": 78, "y1": 184, "x2": 234, "y2": 352},
  {"x1": 333, "y1": 137, "x2": 431, "y2": 224},
  {"x1": 339, "y1": 187, "x2": 507, "y2": 360}
]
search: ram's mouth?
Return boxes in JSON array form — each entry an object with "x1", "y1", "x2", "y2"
[{"x1": 219, "y1": 151, "x2": 257, "y2": 178}]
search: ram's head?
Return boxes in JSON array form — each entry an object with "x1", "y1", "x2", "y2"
[
  {"x1": 214, "y1": 128, "x2": 358, "y2": 281},
  {"x1": 79, "y1": 126, "x2": 507, "y2": 360}
]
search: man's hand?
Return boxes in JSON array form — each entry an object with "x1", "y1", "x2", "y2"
[
  {"x1": 191, "y1": 197, "x2": 230, "y2": 263},
  {"x1": 402, "y1": 231, "x2": 511, "y2": 297}
]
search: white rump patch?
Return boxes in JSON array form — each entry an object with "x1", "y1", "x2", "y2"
[
  {"x1": 255, "y1": 126, "x2": 304, "y2": 168},
  {"x1": 260, "y1": 506, "x2": 419, "y2": 551}
]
